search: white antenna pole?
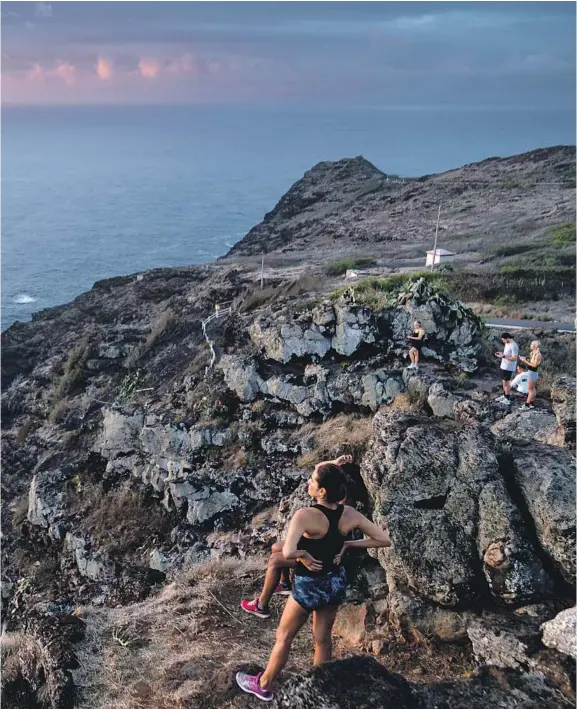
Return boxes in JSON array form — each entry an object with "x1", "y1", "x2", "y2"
[
  {"x1": 430, "y1": 204, "x2": 441, "y2": 272},
  {"x1": 260, "y1": 253, "x2": 265, "y2": 290}
]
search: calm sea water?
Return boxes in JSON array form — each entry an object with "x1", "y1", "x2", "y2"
[{"x1": 2, "y1": 105, "x2": 574, "y2": 328}]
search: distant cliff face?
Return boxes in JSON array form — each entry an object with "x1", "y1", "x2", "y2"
[{"x1": 225, "y1": 146, "x2": 576, "y2": 259}]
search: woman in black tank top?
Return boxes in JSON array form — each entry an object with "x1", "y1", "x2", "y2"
[{"x1": 236, "y1": 457, "x2": 392, "y2": 702}]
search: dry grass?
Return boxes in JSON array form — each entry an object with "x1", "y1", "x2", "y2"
[
  {"x1": 15, "y1": 417, "x2": 33, "y2": 444},
  {"x1": 145, "y1": 309, "x2": 176, "y2": 349},
  {"x1": 11, "y1": 493, "x2": 29, "y2": 528},
  {"x1": 79, "y1": 485, "x2": 172, "y2": 559},
  {"x1": 70, "y1": 557, "x2": 478, "y2": 709},
  {"x1": 48, "y1": 398, "x2": 71, "y2": 424},
  {"x1": 72, "y1": 557, "x2": 315, "y2": 709},
  {"x1": 296, "y1": 414, "x2": 373, "y2": 468}
]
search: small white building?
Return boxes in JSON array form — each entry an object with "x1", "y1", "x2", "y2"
[{"x1": 425, "y1": 248, "x2": 456, "y2": 267}]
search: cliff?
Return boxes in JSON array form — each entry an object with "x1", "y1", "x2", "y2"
[{"x1": 225, "y1": 146, "x2": 576, "y2": 262}]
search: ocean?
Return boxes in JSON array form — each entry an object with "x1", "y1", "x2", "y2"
[{"x1": 2, "y1": 104, "x2": 574, "y2": 328}]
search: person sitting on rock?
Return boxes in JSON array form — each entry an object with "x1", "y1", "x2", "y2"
[
  {"x1": 235, "y1": 459, "x2": 391, "y2": 702},
  {"x1": 511, "y1": 363, "x2": 530, "y2": 396},
  {"x1": 407, "y1": 320, "x2": 425, "y2": 369},
  {"x1": 519, "y1": 340, "x2": 542, "y2": 410},
  {"x1": 240, "y1": 457, "x2": 353, "y2": 620},
  {"x1": 495, "y1": 332, "x2": 519, "y2": 405}
]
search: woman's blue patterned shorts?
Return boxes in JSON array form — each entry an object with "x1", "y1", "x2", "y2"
[{"x1": 292, "y1": 566, "x2": 347, "y2": 613}]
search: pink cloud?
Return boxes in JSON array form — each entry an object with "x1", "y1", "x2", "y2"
[
  {"x1": 54, "y1": 61, "x2": 76, "y2": 86},
  {"x1": 27, "y1": 63, "x2": 45, "y2": 82},
  {"x1": 138, "y1": 57, "x2": 160, "y2": 79},
  {"x1": 96, "y1": 57, "x2": 114, "y2": 81},
  {"x1": 167, "y1": 53, "x2": 197, "y2": 76}
]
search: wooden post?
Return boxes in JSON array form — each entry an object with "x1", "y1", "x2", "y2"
[
  {"x1": 430, "y1": 205, "x2": 441, "y2": 272},
  {"x1": 260, "y1": 253, "x2": 265, "y2": 290}
]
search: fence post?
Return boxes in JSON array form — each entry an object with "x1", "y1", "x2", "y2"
[{"x1": 430, "y1": 205, "x2": 441, "y2": 272}]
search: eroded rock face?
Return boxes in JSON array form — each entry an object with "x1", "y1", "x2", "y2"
[
  {"x1": 510, "y1": 446, "x2": 576, "y2": 585},
  {"x1": 361, "y1": 411, "x2": 558, "y2": 634},
  {"x1": 541, "y1": 607, "x2": 577, "y2": 659},
  {"x1": 550, "y1": 377, "x2": 576, "y2": 449}
]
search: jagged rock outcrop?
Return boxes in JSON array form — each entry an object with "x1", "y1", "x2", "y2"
[
  {"x1": 510, "y1": 445, "x2": 576, "y2": 584},
  {"x1": 360, "y1": 410, "x2": 575, "y2": 637},
  {"x1": 275, "y1": 655, "x2": 573, "y2": 709}
]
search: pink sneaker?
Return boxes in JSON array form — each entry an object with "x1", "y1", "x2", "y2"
[
  {"x1": 240, "y1": 598, "x2": 270, "y2": 618},
  {"x1": 235, "y1": 671, "x2": 274, "y2": 702},
  {"x1": 273, "y1": 582, "x2": 291, "y2": 597}
]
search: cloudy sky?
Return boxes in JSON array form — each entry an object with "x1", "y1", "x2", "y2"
[{"x1": 2, "y1": 1, "x2": 575, "y2": 107}]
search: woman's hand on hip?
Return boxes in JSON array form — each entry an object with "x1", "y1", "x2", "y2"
[{"x1": 298, "y1": 552, "x2": 323, "y2": 572}]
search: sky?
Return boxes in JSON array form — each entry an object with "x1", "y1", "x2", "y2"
[{"x1": 1, "y1": 1, "x2": 575, "y2": 108}]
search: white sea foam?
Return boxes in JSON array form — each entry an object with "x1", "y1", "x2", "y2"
[{"x1": 13, "y1": 293, "x2": 37, "y2": 304}]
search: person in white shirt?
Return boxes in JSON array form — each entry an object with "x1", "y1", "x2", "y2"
[
  {"x1": 511, "y1": 364, "x2": 529, "y2": 396},
  {"x1": 495, "y1": 332, "x2": 519, "y2": 404}
]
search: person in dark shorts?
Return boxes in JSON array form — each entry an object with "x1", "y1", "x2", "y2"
[
  {"x1": 495, "y1": 332, "x2": 519, "y2": 404},
  {"x1": 240, "y1": 457, "x2": 353, "y2": 619},
  {"x1": 407, "y1": 320, "x2": 425, "y2": 369},
  {"x1": 236, "y1": 460, "x2": 391, "y2": 702}
]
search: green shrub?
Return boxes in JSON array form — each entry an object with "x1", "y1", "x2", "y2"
[
  {"x1": 325, "y1": 256, "x2": 377, "y2": 277},
  {"x1": 549, "y1": 222, "x2": 576, "y2": 246},
  {"x1": 493, "y1": 244, "x2": 534, "y2": 257}
]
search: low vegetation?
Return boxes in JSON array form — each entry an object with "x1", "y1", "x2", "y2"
[
  {"x1": 296, "y1": 414, "x2": 373, "y2": 468},
  {"x1": 76, "y1": 485, "x2": 173, "y2": 560},
  {"x1": 334, "y1": 266, "x2": 575, "y2": 312},
  {"x1": 549, "y1": 221, "x2": 576, "y2": 247},
  {"x1": 325, "y1": 256, "x2": 377, "y2": 277}
]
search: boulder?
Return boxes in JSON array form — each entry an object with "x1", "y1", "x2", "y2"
[
  {"x1": 427, "y1": 382, "x2": 458, "y2": 418},
  {"x1": 511, "y1": 445, "x2": 576, "y2": 584},
  {"x1": 27, "y1": 469, "x2": 69, "y2": 531},
  {"x1": 275, "y1": 655, "x2": 572, "y2": 709},
  {"x1": 541, "y1": 607, "x2": 577, "y2": 659},
  {"x1": 361, "y1": 411, "x2": 553, "y2": 632},
  {"x1": 491, "y1": 410, "x2": 558, "y2": 445},
  {"x1": 467, "y1": 613, "x2": 542, "y2": 670}
]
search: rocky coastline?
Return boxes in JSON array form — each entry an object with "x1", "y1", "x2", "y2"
[{"x1": 1, "y1": 148, "x2": 575, "y2": 709}]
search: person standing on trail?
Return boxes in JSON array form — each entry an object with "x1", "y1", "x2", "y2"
[
  {"x1": 239, "y1": 457, "x2": 353, "y2": 620},
  {"x1": 495, "y1": 332, "x2": 519, "y2": 404},
  {"x1": 235, "y1": 459, "x2": 391, "y2": 702},
  {"x1": 407, "y1": 320, "x2": 425, "y2": 369},
  {"x1": 519, "y1": 340, "x2": 542, "y2": 410}
]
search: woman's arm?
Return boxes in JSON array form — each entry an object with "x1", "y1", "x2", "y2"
[
  {"x1": 334, "y1": 512, "x2": 391, "y2": 564},
  {"x1": 316, "y1": 454, "x2": 353, "y2": 468},
  {"x1": 282, "y1": 509, "x2": 322, "y2": 571}
]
